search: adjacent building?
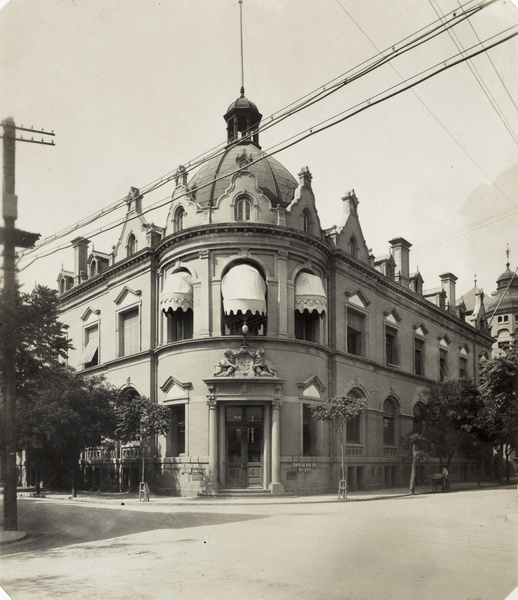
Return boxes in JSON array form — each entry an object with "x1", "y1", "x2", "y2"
[{"x1": 54, "y1": 90, "x2": 493, "y2": 495}]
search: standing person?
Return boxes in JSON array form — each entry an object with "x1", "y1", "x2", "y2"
[{"x1": 442, "y1": 466, "x2": 449, "y2": 492}]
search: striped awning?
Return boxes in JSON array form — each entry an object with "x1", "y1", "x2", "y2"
[
  {"x1": 295, "y1": 272, "x2": 327, "y2": 315},
  {"x1": 82, "y1": 327, "x2": 99, "y2": 364},
  {"x1": 161, "y1": 271, "x2": 193, "y2": 312},
  {"x1": 222, "y1": 264, "x2": 266, "y2": 315}
]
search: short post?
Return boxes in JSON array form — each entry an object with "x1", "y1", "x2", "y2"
[{"x1": 139, "y1": 481, "x2": 149, "y2": 502}]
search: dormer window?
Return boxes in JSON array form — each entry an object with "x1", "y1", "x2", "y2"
[
  {"x1": 348, "y1": 236, "x2": 358, "y2": 258},
  {"x1": 303, "y1": 209, "x2": 311, "y2": 233},
  {"x1": 127, "y1": 233, "x2": 137, "y2": 257},
  {"x1": 174, "y1": 206, "x2": 185, "y2": 232},
  {"x1": 235, "y1": 197, "x2": 252, "y2": 221},
  {"x1": 90, "y1": 260, "x2": 97, "y2": 278}
]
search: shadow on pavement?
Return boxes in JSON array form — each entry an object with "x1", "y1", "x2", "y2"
[{"x1": 2, "y1": 498, "x2": 265, "y2": 555}]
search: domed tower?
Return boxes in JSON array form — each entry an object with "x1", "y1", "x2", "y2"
[
  {"x1": 224, "y1": 86, "x2": 262, "y2": 147},
  {"x1": 164, "y1": 90, "x2": 319, "y2": 234},
  {"x1": 486, "y1": 248, "x2": 518, "y2": 355}
]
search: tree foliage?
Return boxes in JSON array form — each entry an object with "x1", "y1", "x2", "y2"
[
  {"x1": 478, "y1": 344, "x2": 518, "y2": 449},
  {"x1": 311, "y1": 395, "x2": 367, "y2": 497},
  {"x1": 1, "y1": 285, "x2": 73, "y2": 393},
  {"x1": 114, "y1": 393, "x2": 170, "y2": 482},
  {"x1": 418, "y1": 378, "x2": 482, "y2": 469},
  {"x1": 16, "y1": 368, "x2": 120, "y2": 491}
]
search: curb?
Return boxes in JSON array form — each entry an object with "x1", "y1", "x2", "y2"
[{"x1": 0, "y1": 530, "x2": 27, "y2": 546}]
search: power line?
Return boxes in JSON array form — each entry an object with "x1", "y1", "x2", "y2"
[
  {"x1": 336, "y1": 0, "x2": 518, "y2": 209},
  {"x1": 17, "y1": 25, "x2": 518, "y2": 273},
  {"x1": 429, "y1": 0, "x2": 518, "y2": 145},
  {"x1": 17, "y1": 0, "x2": 502, "y2": 259}
]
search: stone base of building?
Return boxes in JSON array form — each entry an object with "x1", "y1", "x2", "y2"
[{"x1": 269, "y1": 482, "x2": 285, "y2": 494}]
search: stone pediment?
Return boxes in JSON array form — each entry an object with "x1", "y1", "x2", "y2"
[{"x1": 213, "y1": 346, "x2": 277, "y2": 378}]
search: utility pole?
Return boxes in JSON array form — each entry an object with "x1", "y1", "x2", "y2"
[{"x1": 1, "y1": 117, "x2": 52, "y2": 530}]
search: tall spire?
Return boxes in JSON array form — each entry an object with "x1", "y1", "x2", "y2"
[
  {"x1": 506, "y1": 243, "x2": 510, "y2": 269},
  {"x1": 239, "y1": 0, "x2": 245, "y2": 96}
]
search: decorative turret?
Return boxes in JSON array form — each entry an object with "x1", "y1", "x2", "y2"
[{"x1": 224, "y1": 87, "x2": 262, "y2": 148}]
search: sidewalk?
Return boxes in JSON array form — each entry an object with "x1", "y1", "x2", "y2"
[{"x1": 2, "y1": 479, "x2": 516, "y2": 545}]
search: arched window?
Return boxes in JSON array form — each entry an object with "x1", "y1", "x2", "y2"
[
  {"x1": 221, "y1": 263, "x2": 267, "y2": 336},
  {"x1": 348, "y1": 236, "x2": 358, "y2": 258},
  {"x1": 173, "y1": 206, "x2": 185, "y2": 232},
  {"x1": 346, "y1": 389, "x2": 365, "y2": 443},
  {"x1": 412, "y1": 402, "x2": 424, "y2": 433},
  {"x1": 302, "y1": 209, "x2": 311, "y2": 233},
  {"x1": 235, "y1": 197, "x2": 252, "y2": 221},
  {"x1": 383, "y1": 398, "x2": 397, "y2": 445},
  {"x1": 127, "y1": 233, "x2": 137, "y2": 257},
  {"x1": 90, "y1": 260, "x2": 97, "y2": 278},
  {"x1": 294, "y1": 271, "x2": 327, "y2": 342},
  {"x1": 161, "y1": 270, "x2": 194, "y2": 342}
]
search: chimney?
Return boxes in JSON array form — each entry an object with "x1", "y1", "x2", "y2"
[
  {"x1": 126, "y1": 186, "x2": 142, "y2": 214},
  {"x1": 72, "y1": 237, "x2": 90, "y2": 284},
  {"x1": 389, "y1": 237, "x2": 412, "y2": 285},
  {"x1": 440, "y1": 272, "x2": 458, "y2": 312},
  {"x1": 342, "y1": 189, "x2": 359, "y2": 217}
]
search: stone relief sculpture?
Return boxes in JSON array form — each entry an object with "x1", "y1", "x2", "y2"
[
  {"x1": 213, "y1": 349, "x2": 237, "y2": 377},
  {"x1": 213, "y1": 347, "x2": 277, "y2": 377}
]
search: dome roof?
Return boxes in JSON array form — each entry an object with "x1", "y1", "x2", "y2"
[
  {"x1": 486, "y1": 265, "x2": 518, "y2": 314},
  {"x1": 226, "y1": 95, "x2": 260, "y2": 114},
  {"x1": 188, "y1": 144, "x2": 298, "y2": 208}
]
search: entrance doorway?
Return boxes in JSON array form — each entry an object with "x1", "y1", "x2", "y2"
[{"x1": 225, "y1": 406, "x2": 263, "y2": 488}]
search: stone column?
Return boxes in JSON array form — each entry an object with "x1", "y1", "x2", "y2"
[
  {"x1": 269, "y1": 397, "x2": 284, "y2": 494},
  {"x1": 195, "y1": 250, "x2": 211, "y2": 338},
  {"x1": 277, "y1": 251, "x2": 289, "y2": 338},
  {"x1": 207, "y1": 397, "x2": 219, "y2": 494}
]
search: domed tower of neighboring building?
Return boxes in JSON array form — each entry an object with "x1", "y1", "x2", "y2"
[{"x1": 486, "y1": 248, "x2": 518, "y2": 355}]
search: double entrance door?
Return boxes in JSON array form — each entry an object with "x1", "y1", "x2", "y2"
[{"x1": 225, "y1": 405, "x2": 263, "y2": 489}]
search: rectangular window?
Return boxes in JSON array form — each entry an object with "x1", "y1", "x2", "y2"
[
  {"x1": 385, "y1": 326, "x2": 399, "y2": 366},
  {"x1": 166, "y1": 404, "x2": 186, "y2": 457},
  {"x1": 346, "y1": 310, "x2": 365, "y2": 356},
  {"x1": 119, "y1": 307, "x2": 140, "y2": 357},
  {"x1": 439, "y1": 349, "x2": 448, "y2": 382},
  {"x1": 414, "y1": 338, "x2": 425, "y2": 376},
  {"x1": 459, "y1": 357, "x2": 468, "y2": 379},
  {"x1": 295, "y1": 311, "x2": 320, "y2": 342},
  {"x1": 166, "y1": 308, "x2": 193, "y2": 342},
  {"x1": 83, "y1": 324, "x2": 99, "y2": 368},
  {"x1": 302, "y1": 404, "x2": 317, "y2": 456}
]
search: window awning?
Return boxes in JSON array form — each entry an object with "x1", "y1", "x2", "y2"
[
  {"x1": 222, "y1": 264, "x2": 266, "y2": 315},
  {"x1": 82, "y1": 329, "x2": 99, "y2": 364},
  {"x1": 295, "y1": 272, "x2": 327, "y2": 315},
  {"x1": 161, "y1": 271, "x2": 193, "y2": 312}
]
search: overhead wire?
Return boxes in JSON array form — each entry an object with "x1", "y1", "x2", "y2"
[
  {"x1": 17, "y1": 24, "x2": 518, "y2": 275},
  {"x1": 335, "y1": 0, "x2": 518, "y2": 210},
  {"x1": 18, "y1": 0, "x2": 499, "y2": 257},
  {"x1": 429, "y1": 0, "x2": 518, "y2": 145}
]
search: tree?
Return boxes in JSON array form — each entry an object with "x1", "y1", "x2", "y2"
[
  {"x1": 114, "y1": 392, "x2": 170, "y2": 485},
  {"x1": 311, "y1": 395, "x2": 367, "y2": 499},
  {"x1": 16, "y1": 368, "x2": 119, "y2": 495},
  {"x1": 0, "y1": 285, "x2": 73, "y2": 392},
  {"x1": 418, "y1": 379, "x2": 482, "y2": 472},
  {"x1": 478, "y1": 344, "x2": 518, "y2": 483},
  {"x1": 401, "y1": 432, "x2": 429, "y2": 494}
]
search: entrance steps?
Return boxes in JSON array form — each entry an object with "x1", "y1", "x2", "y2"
[{"x1": 201, "y1": 488, "x2": 293, "y2": 499}]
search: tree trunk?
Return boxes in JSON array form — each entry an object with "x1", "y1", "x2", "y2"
[
  {"x1": 340, "y1": 427, "x2": 347, "y2": 500},
  {"x1": 409, "y1": 445, "x2": 417, "y2": 494},
  {"x1": 141, "y1": 440, "x2": 145, "y2": 483}
]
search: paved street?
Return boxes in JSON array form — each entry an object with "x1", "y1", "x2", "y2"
[{"x1": 1, "y1": 486, "x2": 516, "y2": 600}]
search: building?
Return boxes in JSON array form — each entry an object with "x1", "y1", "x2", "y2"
[
  {"x1": 54, "y1": 89, "x2": 493, "y2": 495},
  {"x1": 486, "y1": 252, "x2": 518, "y2": 356}
]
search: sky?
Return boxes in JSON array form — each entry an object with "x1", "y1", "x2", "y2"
[{"x1": 1, "y1": 0, "x2": 517, "y2": 301}]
